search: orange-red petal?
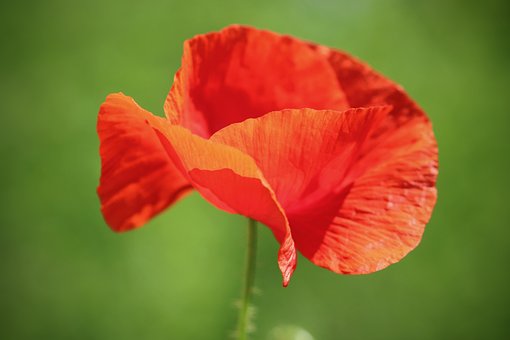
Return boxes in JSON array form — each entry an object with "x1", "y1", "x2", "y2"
[
  {"x1": 165, "y1": 25, "x2": 349, "y2": 137},
  {"x1": 210, "y1": 107, "x2": 391, "y2": 211},
  {"x1": 272, "y1": 46, "x2": 438, "y2": 273},
  {"x1": 290, "y1": 116, "x2": 438, "y2": 273},
  {"x1": 311, "y1": 45, "x2": 429, "y2": 137},
  {"x1": 101, "y1": 93, "x2": 297, "y2": 285},
  {"x1": 97, "y1": 94, "x2": 192, "y2": 232},
  {"x1": 211, "y1": 105, "x2": 437, "y2": 274},
  {"x1": 150, "y1": 117, "x2": 297, "y2": 286}
]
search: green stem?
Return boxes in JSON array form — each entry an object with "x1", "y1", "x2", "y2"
[{"x1": 236, "y1": 218, "x2": 258, "y2": 340}]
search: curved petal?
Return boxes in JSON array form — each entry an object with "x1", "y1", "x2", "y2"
[
  {"x1": 97, "y1": 93, "x2": 192, "y2": 232},
  {"x1": 151, "y1": 120, "x2": 297, "y2": 286},
  {"x1": 103, "y1": 94, "x2": 297, "y2": 285},
  {"x1": 210, "y1": 107, "x2": 391, "y2": 211},
  {"x1": 211, "y1": 106, "x2": 437, "y2": 274},
  {"x1": 165, "y1": 25, "x2": 349, "y2": 137},
  {"x1": 277, "y1": 46, "x2": 438, "y2": 273},
  {"x1": 290, "y1": 117, "x2": 438, "y2": 274},
  {"x1": 187, "y1": 168, "x2": 296, "y2": 286},
  {"x1": 310, "y1": 45, "x2": 430, "y2": 136}
]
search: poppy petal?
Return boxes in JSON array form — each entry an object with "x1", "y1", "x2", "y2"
[
  {"x1": 165, "y1": 25, "x2": 349, "y2": 137},
  {"x1": 103, "y1": 93, "x2": 297, "y2": 285},
  {"x1": 211, "y1": 106, "x2": 437, "y2": 274},
  {"x1": 311, "y1": 45, "x2": 429, "y2": 134},
  {"x1": 97, "y1": 93, "x2": 192, "y2": 232},
  {"x1": 283, "y1": 46, "x2": 439, "y2": 273},
  {"x1": 187, "y1": 168, "x2": 297, "y2": 286},
  {"x1": 210, "y1": 107, "x2": 391, "y2": 211},
  {"x1": 150, "y1": 119, "x2": 297, "y2": 286},
  {"x1": 290, "y1": 117, "x2": 438, "y2": 274}
]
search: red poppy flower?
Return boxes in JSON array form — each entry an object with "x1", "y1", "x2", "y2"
[{"x1": 97, "y1": 25, "x2": 438, "y2": 286}]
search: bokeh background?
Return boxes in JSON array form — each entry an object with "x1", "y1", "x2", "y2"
[{"x1": 1, "y1": 0, "x2": 509, "y2": 339}]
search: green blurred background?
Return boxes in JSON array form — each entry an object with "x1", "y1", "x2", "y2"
[{"x1": 1, "y1": 0, "x2": 509, "y2": 339}]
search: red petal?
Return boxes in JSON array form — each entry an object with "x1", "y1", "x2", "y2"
[
  {"x1": 97, "y1": 94, "x2": 192, "y2": 232},
  {"x1": 165, "y1": 25, "x2": 349, "y2": 137},
  {"x1": 290, "y1": 117, "x2": 438, "y2": 273},
  {"x1": 210, "y1": 107, "x2": 391, "y2": 211},
  {"x1": 311, "y1": 45, "x2": 429, "y2": 135},
  {"x1": 188, "y1": 168, "x2": 296, "y2": 286},
  {"x1": 275, "y1": 46, "x2": 438, "y2": 273},
  {"x1": 211, "y1": 105, "x2": 437, "y2": 274},
  {"x1": 136, "y1": 98, "x2": 297, "y2": 286},
  {"x1": 210, "y1": 106, "x2": 390, "y2": 273}
]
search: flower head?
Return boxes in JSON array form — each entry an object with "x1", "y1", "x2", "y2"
[{"x1": 97, "y1": 25, "x2": 438, "y2": 286}]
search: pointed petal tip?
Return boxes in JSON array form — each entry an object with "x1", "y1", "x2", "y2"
[
  {"x1": 282, "y1": 274, "x2": 291, "y2": 288},
  {"x1": 278, "y1": 242, "x2": 297, "y2": 288}
]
